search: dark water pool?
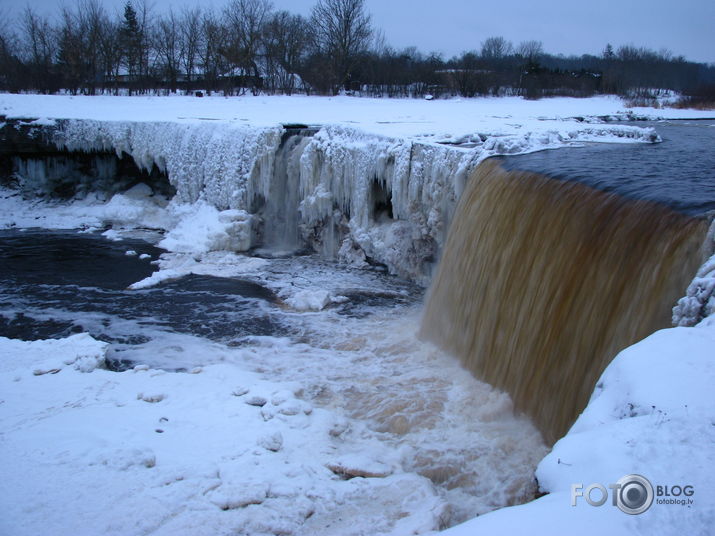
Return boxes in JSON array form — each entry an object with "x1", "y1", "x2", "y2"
[
  {"x1": 0, "y1": 230, "x2": 419, "y2": 369},
  {"x1": 0, "y1": 231, "x2": 287, "y2": 364}
]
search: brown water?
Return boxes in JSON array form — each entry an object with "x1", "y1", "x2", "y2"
[{"x1": 420, "y1": 160, "x2": 708, "y2": 444}]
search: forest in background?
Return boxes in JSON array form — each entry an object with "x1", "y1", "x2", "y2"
[{"x1": 1, "y1": 0, "x2": 714, "y2": 106}]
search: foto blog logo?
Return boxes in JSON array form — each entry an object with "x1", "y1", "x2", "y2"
[{"x1": 571, "y1": 474, "x2": 695, "y2": 515}]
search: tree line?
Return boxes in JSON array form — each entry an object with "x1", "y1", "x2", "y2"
[{"x1": 0, "y1": 0, "x2": 713, "y2": 103}]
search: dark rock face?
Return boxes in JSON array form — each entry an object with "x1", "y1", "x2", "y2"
[{"x1": 0, "y1": 117, "x2": 175, "y2": 199}]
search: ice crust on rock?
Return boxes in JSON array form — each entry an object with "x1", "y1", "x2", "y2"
[
  {"x1": 53, "y1": 119, "x2": 283, "y2": 210},
  {"x1": 673, "y1": 218, "x2": 715, "y2": 326},
  {"x1": 32, "y1": 116, "x2": 660, "y2": 283}
]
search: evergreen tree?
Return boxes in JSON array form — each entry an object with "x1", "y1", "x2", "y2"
[{"x1": 120, "y1": 1, "x2": 142, "y2": 92}]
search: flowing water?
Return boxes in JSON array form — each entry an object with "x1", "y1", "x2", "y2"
[
  {"x1": 422, "y1": 120, "x2": 714, "y2": 444},
  {"x1": 420, "y1": 160, "x2": 708, "y2": 444}
]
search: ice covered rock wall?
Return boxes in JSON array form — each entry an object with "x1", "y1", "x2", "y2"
[
  {"x1": 2, "y1": 116, "x2": 663, "y2": 283},
  {"x1": 53, "y1": 120, "x2": 283, "y2": 211},
  {"x1": 43, "y1": 119, "x2": 481, "y2": 282},
  {"x1": 297, "y1": 126, "x2": 480, "y2": 282}
]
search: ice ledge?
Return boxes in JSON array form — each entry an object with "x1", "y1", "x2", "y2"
[{"x1": 2, "y1": 115, "x2": 661, "y2": 283}]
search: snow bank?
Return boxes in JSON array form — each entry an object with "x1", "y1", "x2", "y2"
[
  {"x1": 443, "y1": 319, "x2": 715, "y2": 536},
  {"x1": 0, "y1": 332, "x2": 108, "y2": 375},
  {"x1": 158, "y1": 203, "x2": 253, "y2": 254},
  {"x1": 0, "y1": 94, "x2": 709, "y2": 136}
]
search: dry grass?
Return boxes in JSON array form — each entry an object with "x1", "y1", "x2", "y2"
[{"x1": 670, "y1": 98, "x2": 715, "y2": 110}]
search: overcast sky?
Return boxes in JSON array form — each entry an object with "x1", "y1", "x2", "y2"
[{"x1": 4, "y1": 0, "x2": 714, "y2": 64}]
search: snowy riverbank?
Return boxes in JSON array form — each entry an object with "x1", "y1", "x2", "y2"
[
  {"x1": 1, "y1": 93, "x2": 708, "y2": 137},
  {"x1": 0, "y1": 299, "x2": 547, "y2": 535}
]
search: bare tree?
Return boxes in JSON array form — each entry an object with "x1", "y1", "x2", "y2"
[
  {"x1": 21, "y1": 7, "x2": 57, "y2": 93},
  {"x1": 57, "y1": 7, "x2": 82, "y2": 94},
  {"x1": 223, "y1": 0, "x2": 273, "y2": 94},
  {"x1": 310, "y1": 0, "x2": 372, "y2": 93},
  {"x1": 198, "y1": 9, "x2": 228, "y2": 94},
  {"x1": 0, "y1": 10, "x2": 21, "y2": 91},
  {"x1": 517, "y1": 40, "x2": 544, "y2": 64},
  {"x1": 57, "y1": 1, "x2": 117, "y2": 95},
  {"x1": 449, "y1": 51, "x2": 486, "y2": 97},
  {"x1": 263, "y1": 11, "x2": 308, "y2": 95},
  {"x1": 179, "y1": 7, "x2": 202, "y2": 90},
  {"x1": 80, "y1": 0, "x2": 110, "y2": 94},
  {"x1": 97, "y1": 17, "x2": 121, "y2": 95},
  {"x1": 481, "y1": 36, "x2": 512, "y2": 61},
  {"x1": 154, "y1": 9, "x2": 181, "y2": 92}
]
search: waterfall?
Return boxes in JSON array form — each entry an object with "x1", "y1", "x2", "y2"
[
  {"x1": 257, "y1": 131, "x2": 313, "y2": 252},
  {"x1": 420, "y1": 160, "x2": 708, "y2": 444}
]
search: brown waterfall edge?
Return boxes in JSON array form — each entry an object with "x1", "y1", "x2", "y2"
[{"x1": 420, "y1": 160, "x2": 708, "y2": 445}]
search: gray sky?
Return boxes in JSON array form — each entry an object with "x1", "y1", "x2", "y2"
[{"x1": 4, "y1": 0, "x2": 714, "y2": 64}]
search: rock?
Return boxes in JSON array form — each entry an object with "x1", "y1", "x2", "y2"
[
  {"x1": 258, "y1": 432, "x2": 283, "y2": 452},
  {"x1": 245, "y1": 395, "x2": 267, "y2": 407},
  {"x1": 137, "y1": 393, "x2": 166, "y2": 403},
  {"x1": 32, "y1": 368, "x2": 61, "y2": 376},
  {"x1": 326, "y1": 456, "x2": 393, "y2": 479},
  {"x1": 232, "y1": 386, "x2": 249, "y2": 397}
]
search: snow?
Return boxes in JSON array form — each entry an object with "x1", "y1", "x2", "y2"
[
  {"x1": 673, "y1": 220, "x2": 715, "y2": 327},
  {"x1": 0, "y1": 94, "x2": 707, "y2": 138},
  {"x1": 0, "y1": 187, "x2": 173, "y2": 233},
  {"x1": 127, "y1": 251, "x2": 268, "y2": 289},
  {"x1": 284, "y1": 289, "x2": 332, "y2": 311},
  {"x1": 0, "y1": 332, "x2": 108, "y2": 375},
  {"x1": 158, "y1": 202, "x2": 254, "y2": 254},
  {"x1": 13, "y1": 314, "x2": 713, "y2": 535}
]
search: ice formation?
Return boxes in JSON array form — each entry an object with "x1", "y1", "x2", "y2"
[
  {"x1": 0, "y1": 117, "x2": 641, "y2": 281},
  {"x1": 673, "y1": 217, "x2": 715, "y2": 326}
]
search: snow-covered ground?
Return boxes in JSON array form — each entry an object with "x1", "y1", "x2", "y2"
[
  {"x1": 0, "y1": 93, "x2": 708, "y2": 139},
  {"x1": 1, "y1": 94, "x2": 714, "y2": 535}
]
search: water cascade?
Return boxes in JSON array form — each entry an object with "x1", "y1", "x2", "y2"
[
  {"x1": 420, "y1": 160, "x2": 708, "y2": 444},
  {"x1": 253, "y1": 129, "x2": 314, "y2": 252}
]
